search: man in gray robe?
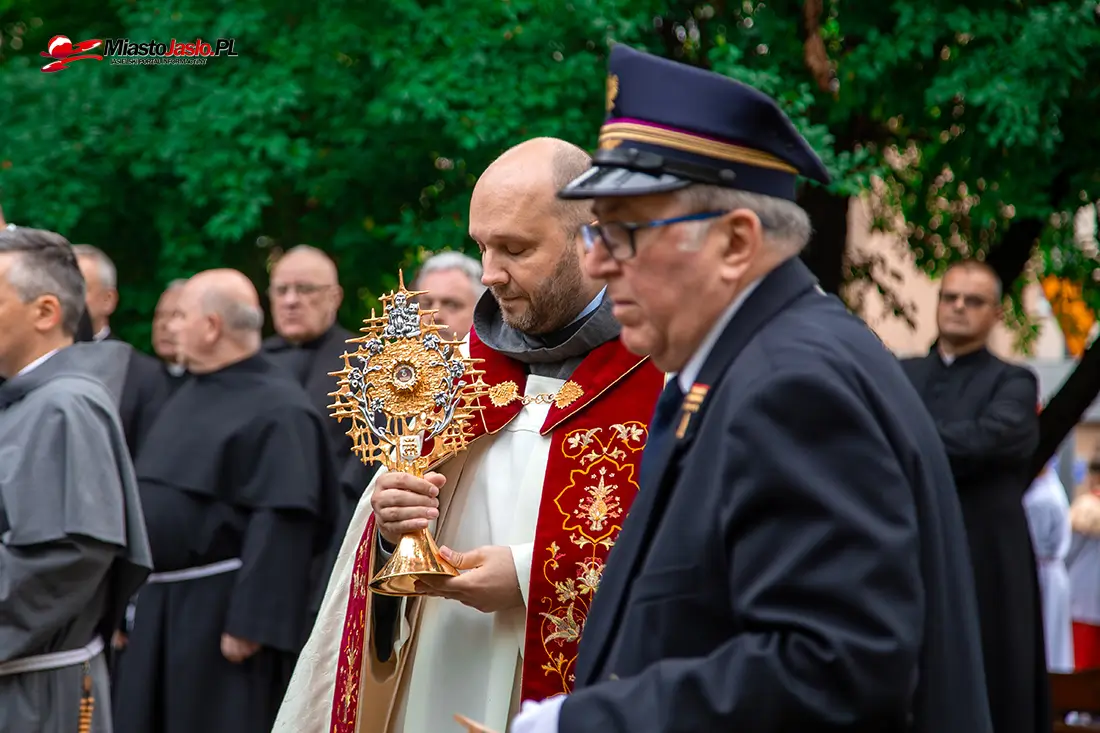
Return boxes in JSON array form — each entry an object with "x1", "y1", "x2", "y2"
[{"x1": 0, "y1": 226, "x2": 152, "y2": 733}]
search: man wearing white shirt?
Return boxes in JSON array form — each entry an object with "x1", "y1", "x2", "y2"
[
  {"x1": 0, "y1": 225, "x2": 151, "y2": 733},
  {"x1": 512, "y1": 45, "x2": 992, "y2": 733}
]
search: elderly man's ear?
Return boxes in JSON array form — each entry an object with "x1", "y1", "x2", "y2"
[{"x1": 714, "y1": 209, "x2": 763, "y2": 282}]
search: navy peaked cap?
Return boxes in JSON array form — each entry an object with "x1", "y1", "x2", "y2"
[{"x1": 559, "y1": 44, "x2": 831, "y2": 201}]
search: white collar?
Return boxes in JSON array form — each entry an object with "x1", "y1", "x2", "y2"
[
  {"x1": 676, "y1": 279, "x2": 762, "y2": 393},
  {"x1": 17, "y1": 348, "x2": 61, "y2": 377},
  {"x1": 93, "y1": 326, "x2": 111, "y2": 342},
  {"x1": 569, "y1": 287, "x2": 606, "y2": 325}
]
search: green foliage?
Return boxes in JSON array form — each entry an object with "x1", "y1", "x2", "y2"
[
  {"x1": 841, "y1": 1, "x2": 1100, "y2": 313},
  {"x1": 2, "y1": 0, "x2": 1099, "y2": 352},
  {"x1": 0, "y1": 0, "x2": 658, "y2": 347}
]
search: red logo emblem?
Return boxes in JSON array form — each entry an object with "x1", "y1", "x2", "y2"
[{"x1": 40, "y1": 35, "x2": 103, "y2": 73}]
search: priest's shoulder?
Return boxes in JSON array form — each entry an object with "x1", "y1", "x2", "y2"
[
  {"x1": 988, "y1": 351, "x2": 1038, "y2": 376},
  {"x1": 989, "y1": 353, "x2": 1040, "y2": 393}
]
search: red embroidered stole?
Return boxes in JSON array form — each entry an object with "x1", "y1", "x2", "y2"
[{"x1": 328, "y1": 331, "x2": 663, "y2": 731}]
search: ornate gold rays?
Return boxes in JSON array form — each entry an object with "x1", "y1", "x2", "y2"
[
  {"x1": 328, "y1": 271, "x2": 492, "y2": 595},
  {"x1": 328, "y1": 270, "x2": 490, "y2": 479}
]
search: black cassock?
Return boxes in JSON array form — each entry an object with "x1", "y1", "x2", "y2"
[
  {"x1": 96, "y1": 331, "x2": 174, "y2": 459},
  {"x1": 562, "y1": 258, "x2": 991, "y2": 733},
  {"x1": 263, "y1": 326, "x2": 377, "y2": 610},
  {"x1": 113, "y1": 354, "x2": 337, "y2": 733},
  {"x1": 902, "y1": 347, "x2": 1049, "y2": 733},
  {"x1": 116, "y1": 345, "x2": 172, "y2": 458}
]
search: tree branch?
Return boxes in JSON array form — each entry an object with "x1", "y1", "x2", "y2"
[
  {"x1": 797, "y1": 184, "x2": 848, "y2": 294},
  {"x1": 985, "y1": 217, "x2": 1044, "y2": 291},
  {"x1": 1033, "y1": 339, "x2": 1100, "y2": 478},
  {"x1": 800, "y1": 0, "x2": 835, "y2": 95}
]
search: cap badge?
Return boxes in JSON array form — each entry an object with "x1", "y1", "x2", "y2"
[{"x1": 606, "y1": 73, "x2": 619, "y2": 113}]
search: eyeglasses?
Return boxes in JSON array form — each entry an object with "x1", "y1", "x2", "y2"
[
  {"x1": 580, "y1": 211, "x2": 729, "y2": 262},
  {"x1": 268, "y1": 283, "x2": 330, "y2": 298},
  {"x1": 938, "y1": 291, "x2": 992, "y2": 309}
]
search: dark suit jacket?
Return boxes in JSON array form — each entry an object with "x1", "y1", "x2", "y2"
[{"x1": 561, "y1": 258, "x2": 991, "y2": 733}]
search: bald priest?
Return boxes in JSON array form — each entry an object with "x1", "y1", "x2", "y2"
[{"x1": 272, "y1": 137, "x2": 665, "y2": 733}]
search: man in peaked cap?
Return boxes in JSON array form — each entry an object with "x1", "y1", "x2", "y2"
[{"x1": 511, "y1": 45, "x2": 993, "y2": 733}]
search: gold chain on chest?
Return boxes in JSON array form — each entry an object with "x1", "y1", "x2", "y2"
[{"x1": 487, "y1": 379, "x2": 584, "y2": 409}]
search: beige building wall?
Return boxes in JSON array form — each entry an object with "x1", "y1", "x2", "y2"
[
  {"x1": 843, "y1": 195, "x2": 1068, "y2": 363},
  {"x1": 842, "y1": 194, "x2": 1100, "y2": 468}
]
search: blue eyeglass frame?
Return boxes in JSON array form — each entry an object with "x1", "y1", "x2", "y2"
[{"x1": 580, "y1": 210, "x2": 729, "y2": 261}]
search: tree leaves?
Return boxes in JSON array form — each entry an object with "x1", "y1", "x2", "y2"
[{"x1": 1, "y1": 0, "x2": 1097, "y2": 349}]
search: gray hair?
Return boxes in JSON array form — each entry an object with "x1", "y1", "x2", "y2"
[
  {"x1": 71, "y1": 244, "x2": 118, "y2": 290},
  {"x1": 414, "y1": 251, "x2": 487, "y2": 299},
  {"x1": 679, "y1": 185, "x2": 813, "y2": 255},
  {"x1": 0, "y1": 228, "x2": 85, "y2": 336},
  {"x1": 200, "y1": 290, "x2": 265, "y2": 334}
]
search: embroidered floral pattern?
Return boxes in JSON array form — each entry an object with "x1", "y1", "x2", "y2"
[
  {"x1": 533, "y1": 422, "x2": 647, "y2": 693},
  {"x1": 329, "y1": 516, "x2": 375, "y2": 733}
]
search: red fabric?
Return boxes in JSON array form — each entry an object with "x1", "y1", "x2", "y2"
[
  {"x1": 520, "y1": 355, "x2": 663, "y2": 701},
  {"x1": 1073, "y1": 621, "x2": 1100, "y2": 670},
  {"x1": 330, "y1": 514, "x2": 376, "y2": 733}
]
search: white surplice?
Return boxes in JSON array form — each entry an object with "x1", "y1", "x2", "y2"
[
  {"x1": 1023, "y1": 466, "x2": 1074, "y2": 672},
  {"x1": 273, "y1": 374, "x2": 563, "y2": 733},
  {"x1": 393, "y1": 374, "x2": 561, "y2": 733}
]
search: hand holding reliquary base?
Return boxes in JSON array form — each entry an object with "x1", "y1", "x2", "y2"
[{"x1": 328, "y1": 270, "x2": 490, "y2": 597}]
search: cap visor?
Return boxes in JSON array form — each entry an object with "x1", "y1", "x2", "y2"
[{"x1": 557, "y1": 165, "x2": 693, "y2": 200}]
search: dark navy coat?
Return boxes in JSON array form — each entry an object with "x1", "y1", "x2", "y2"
[{"x1": 560, "y1": 258, "x2": 992, "y2": 733}]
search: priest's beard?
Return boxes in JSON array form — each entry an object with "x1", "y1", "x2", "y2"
[{"x1": 491, "y1": 248, "x2": 586, "y2": 335}]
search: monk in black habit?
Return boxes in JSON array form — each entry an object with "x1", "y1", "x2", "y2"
[
  {"x1": 261, "y1": 245, "x2": 376, "y2": 608},
  {"x1": 0, "y1": 226, "x2": 151, "y2": 733},
  {"x1": 901, "y1": 260, "x2": 1049, "y2": 733},
  {"x1": 113, "y1": 269, "x2": 336, "y2": 733}
]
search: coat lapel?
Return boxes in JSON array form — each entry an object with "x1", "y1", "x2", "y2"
[{"x1": 578, "y1": 257, "x2": 822, "y2": 685}]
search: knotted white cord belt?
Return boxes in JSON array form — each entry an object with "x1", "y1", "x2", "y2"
[
  {"x1": 0, "y1": 636, "x2": 105, "y2": 677},
  {"x1": 146, "y1": 557, "x2": 242, "y2": 584}
]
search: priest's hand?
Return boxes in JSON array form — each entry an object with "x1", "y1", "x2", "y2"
[
  {"x1": 371, "y1": 471, "x2": 446, "y2": 545},
  {"x1": 418, "y1": 545, "x2": 523, "y2": 613},
  {"x1": 221, "y1": 633, "x2": 261, "y2": 663}
]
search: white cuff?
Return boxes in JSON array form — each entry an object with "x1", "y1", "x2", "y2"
[
  {"x1": 510, "y1": 542, "x2": 534, "y2": 608},
  {"x1": 512, "y1": 695, "x2": 565, "y2": 733},
  {"x1": 376, "y1": 531, "x2": 394, "y2": 560}
]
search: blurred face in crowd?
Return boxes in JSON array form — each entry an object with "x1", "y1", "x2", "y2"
[
  {"x1": 469, "y1": 160, "x2": 594, "y2": 335},
  {"x1": 415, "y1": 268, "x2": 478, "y2": 341},
  {"x1": 169, "y1": 279, "x2": 212, "y2": 368},
  {"x1": 152, "y1": 284, "x2": 182, "y2": 362},
  {"x1": 268, "y1": 249, "x2": 342, "y2": 344},
  {"x1": 77, "y1": 255, "x2": 117, "y2": 334},
  {"x1": 585, "y1": 192, "x2": 761, "y2": 372},
  {"x1": 0, "y1": 253, "x2": 65, "y2": 378},
  {"x1": 936, "y1": 265, "x2": 1002, "y2": 351}
]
